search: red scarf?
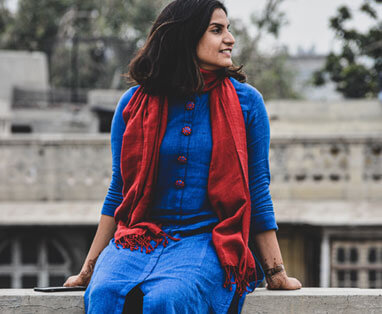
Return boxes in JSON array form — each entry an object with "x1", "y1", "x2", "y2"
[{"x1": 114, "y1": 69, "x2": 256, "y2": 295}]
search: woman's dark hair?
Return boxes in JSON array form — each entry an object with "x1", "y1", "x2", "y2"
[{"x1": 128, "y1": 0, "x2": 246, "y2": 96}]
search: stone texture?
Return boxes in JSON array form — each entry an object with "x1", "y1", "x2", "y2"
[
  {"x1": 267, "y1": 99, "x2": 382, "y2": 137},
  {"x1": 1, "y1": 288, "x2": 381, "y2": 313},
  {"x1": 274, "y1": 200, "x2": 382, "y2": 226},
  {"x1": 267, "y1": 99, "x2": 382, "y2": 121},
  {"x1": 1, "y1": 134, "x2": 381, "y2": 202},
  {"x1": 0, "y1": 290, "x2": 84, "y2": 314},
  {"x1": 11, "y1": 107, "x2": 99, "y2": 133},
  {"x1": 0, "y1": 201, "x2": 101, "y2": 225},
  {"x1": 243, "y1": 288, "x2": 382, "y2": 314},
  {"x1": 1, "y1": 200, "x2": 381, "y2": 227}
]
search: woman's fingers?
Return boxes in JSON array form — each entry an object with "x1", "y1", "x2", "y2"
[
  {"x1": 266, "y1": 271, "x2": 302, "y2": 290},
  {"x1": 284, "y1": 277, "x2": 302, "y2": 290},
  {"x1": 63, "y1": 275, "x2": 86, "y2": 287}
]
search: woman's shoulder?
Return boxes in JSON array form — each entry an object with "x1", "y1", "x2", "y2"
[
  {"x1": 229, "y1": 77, "x2": 265, "y2": 111},
  {"x1": 113, "y1": 85, "x2": 140, "y2": 125},
  {"x1": 117, "y1": 85, "x2": 140, "y2": 109}
]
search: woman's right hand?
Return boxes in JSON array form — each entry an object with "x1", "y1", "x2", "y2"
[
  {"x1": 63, "y1": 272, "x2": 92, "y2": 287},
  {"x1": 63, "y1": 215, "x2": 116, "y2": 288}
]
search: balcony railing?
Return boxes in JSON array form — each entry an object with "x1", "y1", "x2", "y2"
[{"x1": 0, "y1": 134, "x2": 381, "y2": 202}]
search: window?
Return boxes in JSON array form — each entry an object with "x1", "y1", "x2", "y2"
[
  {"x1": 0, "y1": 235, "x2": 71, "y2": 288},
  {"x1": 331, "y1": 240, "x2": 382, "y2": 288}
]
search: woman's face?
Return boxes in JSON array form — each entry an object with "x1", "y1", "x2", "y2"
[{"x1": 196, "y1": 8, "x2": 235, "y2": 71}]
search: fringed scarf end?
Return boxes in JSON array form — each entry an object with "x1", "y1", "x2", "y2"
[
  {"x1": 115, "y1": 230, "x2": 180, "y2": 253},
  {"x1": 223, "y1": 265, "x2": 258, "y2": 297}
]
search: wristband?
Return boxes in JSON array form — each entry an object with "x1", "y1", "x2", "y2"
[{"x1": 264, "y1": 264, "x2": 285, "y2": 277}]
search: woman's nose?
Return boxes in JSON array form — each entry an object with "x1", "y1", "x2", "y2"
[{"x1": 224, "y1": 31, "x2": 235, "y2": 46}]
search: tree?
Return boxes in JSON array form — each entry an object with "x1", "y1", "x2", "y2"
[
  {"x1": 231, "y1": 0, "x2": 299, "y2": 99},
  {"x1": 313, "y1": 0, "x2": 382, "y2": 98},
  {"x1": 1, "y1": 0, "x2": 169, "y2": 89},
  {"x1": 1, "y1": 0, "x2": 295, "y2": 97},
  {"x1": 0, "y1": 0, "x2": 13, "y2": 43},
  {"x1": 2, "y1": 0, "x2": 72, "y2": 64}
]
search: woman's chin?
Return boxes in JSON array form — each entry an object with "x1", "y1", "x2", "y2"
[{"x1": 199, "y1": 63, "x2": 232, "y2": 71}]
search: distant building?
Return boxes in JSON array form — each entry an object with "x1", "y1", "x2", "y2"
[
  {"x1": 0, "y1": 50, "x2": 381, "y2": 289},
  {"x1": 0, "y1": 50, "x2": 48, "y2": 135},
  {"x1": 286, "y1": 54, "x2": 343, "y2": 101}
]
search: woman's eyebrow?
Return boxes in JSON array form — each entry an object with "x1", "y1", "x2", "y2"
[
  {"x1": 209, "y1": 22, "x2": 223, "y2": 27},
  {"x1": 209, "y1": 22, "x2": 230, "y2": 28}
]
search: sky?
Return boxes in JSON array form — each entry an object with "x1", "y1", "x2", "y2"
[
  {"x1": 5, "y1": 0, "x2": 381, "y2": 56},
  {"x1": 225, "y1": 0, "x2": 381, "y2": 55}
]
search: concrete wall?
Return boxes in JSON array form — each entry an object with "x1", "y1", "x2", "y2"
[
  {"x1": 0, "y1": 50, "x2": 49, "y2": 135},
  {"x1": 1, "y1": 134, "x2": 381, "y2": 202},
  {"x1": 0, "y1": 135, "x2": 111, "y2": 201},
  {"x1": 0, "y1": 288, "x2": 381, "y2": 313},
  {"x1": 0, "y1": 99, "x2": 11, "y2": 136},
  {"x1": 0, "y1": 50, "x2": 49, "y2": 103},
  {"x1": 11, "y1": 107, "x2": 99, "y2": 134},
  {"x1": 267, "y1": 99, "x2": 382, "y2": 136}
]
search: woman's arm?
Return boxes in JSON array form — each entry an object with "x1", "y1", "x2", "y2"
[
  {"x1": 64, "y1": 89, "x2": 137, "y2": 287},
  {"x1": 254, "y1": 230, "x2": 301, "y2": 290},
  {"x1": 242, "y1": 85, "x2": 301, "y2": 289},
  {"x1": 64, "y1": 215, "x2": 116, "y2": 287}
]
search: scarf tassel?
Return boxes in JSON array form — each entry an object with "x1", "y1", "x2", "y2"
[
  {"x1": 115, "y1": 231, "x2": 180, "y2": 253},
  {"x1": 223, "y1": 265, "x2": 258, "y2": 297}
]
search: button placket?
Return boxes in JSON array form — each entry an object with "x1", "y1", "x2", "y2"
[
  {"x1": 175, "y1": 179, "x2": 185, "y2": 189},
  {"x1": 185, "y1": 101, "x2": 195, "y2": 111},
  {"x1": 175, "y1": 100, "x2": 195, "y2": 198},
  {"x1": 181, "y1": 125, "x2": 192, "y2": 136},
  {"x1": 177, "y1": 155, "x2": 187, "y2": 164}
]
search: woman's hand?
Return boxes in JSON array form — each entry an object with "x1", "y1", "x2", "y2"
[
  {"x1": 266, "y1": 269, "x2": 302, "y2": 290},
  {"x1": 63, "y1": 255, "x2": 98, "y2": 287},
  {"x1": 253, "y1": 230, "x2": 302, "y2": 290},
  {"x1": 63, "y1": 215, "x2": 116, "y2": 288},
  {"x1": 63, "y1": 271, "x2": 92, "y2": 287}
]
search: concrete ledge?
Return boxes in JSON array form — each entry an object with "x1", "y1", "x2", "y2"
[
  {"x1": 2, "y1": 200, "x2": 382, "y2": 226},
  {"x1": 243, "y1": 288, "x2": 382, "y2": 314},
  {"x1": 1, "y1": 288, "x2": 381, "y2": 313},
  {"x1": 0, "y1": 289, "x2": 84, "y2": 314}
]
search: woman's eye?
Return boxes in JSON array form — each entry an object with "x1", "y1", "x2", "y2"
[{"x1": 211, "y1": 28, "x2": 221, "y2": 34}]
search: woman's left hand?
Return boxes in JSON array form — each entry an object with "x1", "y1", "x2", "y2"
[{"x1": 266, "y1": 270, "x2": 302, "y2": 290}]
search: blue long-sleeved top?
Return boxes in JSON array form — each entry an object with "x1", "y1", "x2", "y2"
[{"x1": 101, "y1": 77, "x2": 278, "y2": 235}]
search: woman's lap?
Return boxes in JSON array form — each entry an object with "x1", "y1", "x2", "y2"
[{"x1": 85, "y1": 232, "x2": 236, "y2": 313}]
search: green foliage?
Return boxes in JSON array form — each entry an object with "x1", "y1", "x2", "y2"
[
  {"x1": 231, "y1": 0, "x2": 299, "y2": 99},
  {"x1": 3, "y1": 0, "x2": 71, "y2": 58},
  {"x1": 0, "y1": 0, "x2": 169, "y2": 89},
  {"x1": 313, "y1": 0, "x2": 381, "y2": 98},
  {"x1": 0, "y1": 1, "x2": 12, "y2": 39},
  {"x1": 1, "y1": 0, "x2": 296, "y2": 97}
]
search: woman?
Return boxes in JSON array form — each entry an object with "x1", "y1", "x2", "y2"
[{"x1": 64, "y1": 0, "x2": 301, "y2": 313}]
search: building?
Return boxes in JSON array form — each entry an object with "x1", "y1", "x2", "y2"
[{"x1": 1, "y1": 50, "x2": 381, "y2": 289}]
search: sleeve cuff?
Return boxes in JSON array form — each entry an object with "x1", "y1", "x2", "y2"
[
  {"x1": 251, "y1": 211, "x2": 278, "y2": 234},
  {"x1": 101, "y1": 206, "x2": 116, "y2": 217}
]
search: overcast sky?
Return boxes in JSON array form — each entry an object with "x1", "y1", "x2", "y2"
[
  {"x1": 225, "y1": 0, "x2": 381, "y2": 55},
  {"x1": 5, "y1": 0, "x2": 381, "y2": 56}
]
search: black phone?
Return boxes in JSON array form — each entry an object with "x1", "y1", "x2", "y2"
[{"x1": 34, "y1": 286, "x2": 86, "y2": 292}]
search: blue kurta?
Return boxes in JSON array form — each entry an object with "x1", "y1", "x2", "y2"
[{"x1": 84, "y1": 78, "x2": 278, "y2": 313}]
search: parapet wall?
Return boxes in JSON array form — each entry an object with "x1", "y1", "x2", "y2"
[
  {"x1": 0, "y1": 134, "x2": 381, "y2": 202},
  {"x1": 0, "y1": 288, "x2": 381, "y2": 314}
]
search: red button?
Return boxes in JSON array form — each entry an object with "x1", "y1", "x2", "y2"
[
  {"x1": 181, "y1": 126, "x2": 192, "y2": 136},
  {"x1": 175, "y1": 179, "x2": 185, "y2": 189},
  {"x1": 177, "y1": 155, "x2": 187, "y2": 164},
  {"x1": 185, "y1": 102, "x2": 195, "y2": 111}
]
